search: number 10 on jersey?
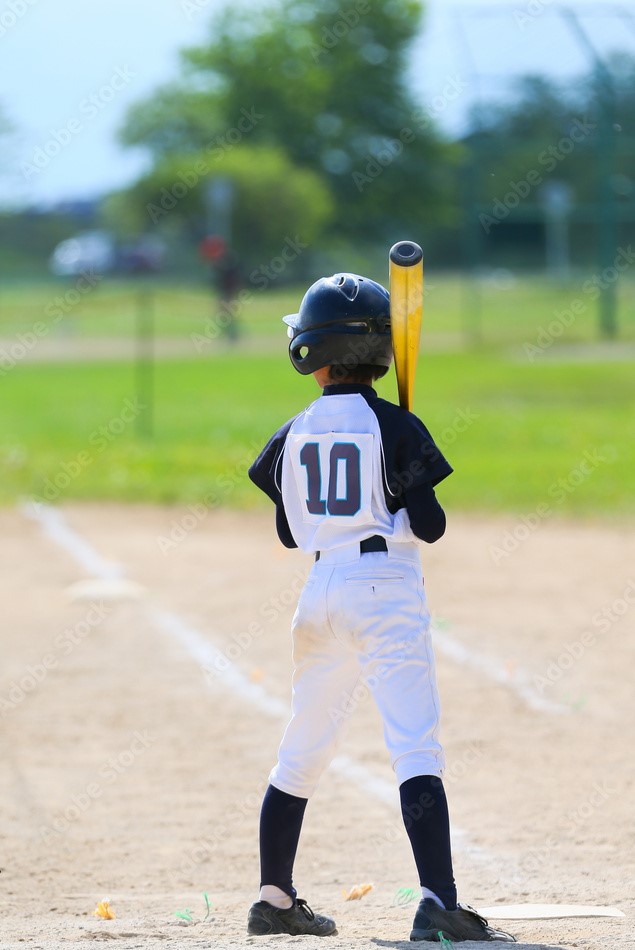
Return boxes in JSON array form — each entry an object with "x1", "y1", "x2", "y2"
[
  {"x1": 287, "y1": 432, "x2": 374, "y2": 524},
  {"x1": 300, "y1": 441, "x2": 362, "y2": 516}
]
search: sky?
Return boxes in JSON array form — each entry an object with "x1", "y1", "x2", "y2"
[{"x1": 1, "y1": 0, "x2": 633, "y2": 208}]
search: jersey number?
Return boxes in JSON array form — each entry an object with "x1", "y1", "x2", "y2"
[{"x1": 299, "y1": 442, "x2": 361, "y2": 516}]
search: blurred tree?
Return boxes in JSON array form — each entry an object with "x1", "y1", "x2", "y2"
[
  {"x1": 119, "y1": 0, "x2": 458, "y2": 245},
  {"x1": 121, "y1": 87, "x2": 225, "y2": 159},
  {"x1": 103, "y1": 146, "x2": 333, "y2": 273},
  {"x1": 596, "y1": 52, "x2": 635, "y2": 202},
  {"x1": 466, "y1": 62, "x2": 635, "y2": 213},
  {"x1": 466, "y1": 76, "x2": 597, "y2": 206},
  {"x1": 459, "y1": 58, "x2": 635, "y2": 285}
]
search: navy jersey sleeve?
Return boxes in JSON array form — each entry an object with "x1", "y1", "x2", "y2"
[
  {"x1": 403, "y1": 481, "x2": 447, "y2": 543},
  {"x1": 397, "y1": 414, "x2": 452, "y2": 489},
  {"x1": 371, "y1": 398, "x2": 453, "y2": 495},
  {"x1": 248, "y1": 418, "x2": 298, "y2": 548},
  {"x1": 368, "y1": 396, "x2": 452, "y2": 543}
]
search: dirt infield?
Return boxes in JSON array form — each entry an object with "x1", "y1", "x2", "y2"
[{"x1": 0, "y1": 504, "x2": 633, "y2": 949}]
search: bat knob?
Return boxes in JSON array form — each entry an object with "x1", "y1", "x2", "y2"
[{"x1": 389, "y1": 241, "x2": 423, "y2": 267}]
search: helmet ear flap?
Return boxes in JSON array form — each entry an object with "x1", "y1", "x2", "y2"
[
  {"x1": 289, "y1": 339, "x2": 312, "y2": 371},
  {"x1": 289, "y1": 332, "x2": 331, "y2": 375},
  {"x1": 289, "y1": 325, "x2": 393, "y2": 377}
]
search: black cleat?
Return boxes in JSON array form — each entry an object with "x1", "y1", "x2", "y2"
[
  {"x1": 247, "y1": 898, "x2": 337, "y2": 936},
  {"x1": 410, "y1": 898, "x2": 517, "y2": 942}
]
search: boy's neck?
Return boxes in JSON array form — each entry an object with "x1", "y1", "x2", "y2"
[
  {"x1": 327, "y1": 375, "x2": 374, "y2": 386},
  {"x1": 322, "y1": 381, "x2": 376, "y2": 394}
]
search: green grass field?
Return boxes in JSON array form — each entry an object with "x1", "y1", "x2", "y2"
[
  {"x1": 1, "y1": 271, "x2": 634, "y2": 345},
  {"x1": 0, "y1": 275, "x2": 633, "y2": 516}
]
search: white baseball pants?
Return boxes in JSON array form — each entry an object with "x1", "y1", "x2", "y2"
[{"x1": 270, "y1": 540, "x2": 445, "y2": 799}]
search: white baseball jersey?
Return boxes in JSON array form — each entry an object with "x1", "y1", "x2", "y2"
[
  {"x1": 279, "y1": 392, "x2": 417, "y2": 552},
  {"x1": 250, "y1": 384, "x2": 452, "y2": 553}
]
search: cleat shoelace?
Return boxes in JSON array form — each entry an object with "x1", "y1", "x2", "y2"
[
  {"x1": 462, "y1": 904, "x2": 489, "y2": 925},
  {"x1": 296, "y1": 899, "x2": 316, "y2": 921},
  {"x1": 460, "y1": 904, "x2": 516, "y2": 942}
]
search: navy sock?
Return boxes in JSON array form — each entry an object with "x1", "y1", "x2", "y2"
[
  {"x1": 259, "y1": 784, "x2": 308, "y2": 899},
  {"x1": 399, "y1": 774, "x2": 457, "y2": 911}
]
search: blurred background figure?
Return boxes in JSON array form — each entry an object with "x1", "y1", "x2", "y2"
[{"x1": 199, "y1": 234, "x2": 243, "y2": 343}]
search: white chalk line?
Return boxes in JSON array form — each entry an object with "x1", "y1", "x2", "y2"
[
  {"x1": 432, "y1": 627, "x2": 569, "y2": 715},
  {"x1": 21, "y1": 501, "x2": 561, "y2": 716},
  {"x1": 23, "y1": 503, "x2": 512, "y2": 870},
  {"x1": 150, "y1": 612, "x2": 402, "y2": 805},
  {"x1": 149, "y1": 606, "x2": 493, "y2": 863},
  {"x1": 21, "y1": 500, "x2": 124, "y2": 580},
  {"x1": 149, "y1": 607, "x2": 289, "y2": 720}
]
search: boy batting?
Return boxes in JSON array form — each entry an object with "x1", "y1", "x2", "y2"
[{"x1": 247, "y1": 253, "x2": 516, "y2": 943}]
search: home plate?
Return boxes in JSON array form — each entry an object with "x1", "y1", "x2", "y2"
[
  {"x1": 479, "y1": 904, "x2": 625, "y2": 920},
  {"x1": 64, "y1": 578, "x2": 146, "y2": 603}
]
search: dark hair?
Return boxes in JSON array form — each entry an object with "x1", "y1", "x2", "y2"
[{"x1": 328, "y1": 363, "x2": 385, "y2": 384}]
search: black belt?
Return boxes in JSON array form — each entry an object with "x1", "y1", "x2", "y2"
[{"x1": 315, "y1": 535, "x2": 387, "y2": 562}]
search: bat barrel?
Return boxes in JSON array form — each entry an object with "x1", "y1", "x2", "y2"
[{"x1": 389, "y1": 241, "x2": 423, "y2": 267}]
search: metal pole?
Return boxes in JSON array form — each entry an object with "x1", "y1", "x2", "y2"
[
  {"x1": 461, "y1": 149, "x2": 483, "y2": 345},
  {"x1": 596, "y1": 75, "x2": 618, "y2": 338},
  {"x1": 540, "y1": 181, "x2": 573, "y2": 282},
  {"x1": 560, "y1": 7, "x2": 618, "y2": 338},
  {"x1": 453, "y1": 11, "x2": 484, "y2": 345},
  {"x1": 135, "y1": 287, "x2": 154, "y2": 438}
]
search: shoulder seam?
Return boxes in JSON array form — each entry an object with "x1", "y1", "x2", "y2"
[
  {"x1": 363, "y1": 397, "x2": 397, "y2": 498},
  {"x1": 274, "y1": 409, "x2": 305, "y2": 492}
]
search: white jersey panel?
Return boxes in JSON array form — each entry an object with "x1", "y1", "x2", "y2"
[
  {"x1": 280, "y1": 393, "x2": 418, "y2": 552},
  {"x1": 286, "y1": 432, "x2": 375, "y2": 527}
]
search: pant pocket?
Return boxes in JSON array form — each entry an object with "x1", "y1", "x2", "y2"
[{"x1": 344, "y1": 573, "x2": 405, "y2": 585}]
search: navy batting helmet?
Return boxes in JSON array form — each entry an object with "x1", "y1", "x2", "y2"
[{"x1": 283, "y1": 273, "x2": 392, "y2": 376}]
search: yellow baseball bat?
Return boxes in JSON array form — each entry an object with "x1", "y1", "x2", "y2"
[{"x1": 389, "y1": 240, "x2": 423, "y2": 411}]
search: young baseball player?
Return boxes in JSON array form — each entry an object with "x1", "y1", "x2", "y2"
[{"x1": 247, "y1": 274, "x2": 515, "y2": 942}]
